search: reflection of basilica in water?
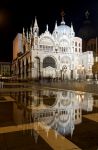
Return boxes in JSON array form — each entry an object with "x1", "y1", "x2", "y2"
[{"x1": 12, "y1": 89, "x2": 94, "y2": 142}]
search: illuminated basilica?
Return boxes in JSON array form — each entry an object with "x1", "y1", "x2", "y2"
[{"x1": 12, "y1": 14, "x2": 94, "y2": 80}]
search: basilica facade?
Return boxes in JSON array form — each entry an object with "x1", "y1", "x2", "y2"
[{"x1": 12, "y1": 16, "x2": 94, "y2": 80}]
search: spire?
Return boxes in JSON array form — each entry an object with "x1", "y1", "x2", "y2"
[
  {"x1": 54, "y1": 21, "x2": 58, "y2": 30},
  {"x1": 46, "y1": 24, "x2": 49, "y2": 31},
  {"x1": 71, "y1": 22, "x2": 75, "y2": 37},
  {"x1": 34, "y1": 16, "x2": 38, "y2": 28},
  {"x1": 45, "y1": 24, "x2": 50, "y2": 34},
  {"x1": 71, "y1": 22, "x2": 74, "y2": 32},
  {"x1": 22, "y1": 27, "x2": 26, "y2": 43},
  {"x1": 30, "y1": 25, "x2": 33, "y2": 35},
  {"x1": 22, "y1": 27, "x2": 25, "y2": 38},
  {"x1": 23, "y1": 27, "x2": 25, "y2": 34},
  {"x1": 33, "y1": 16, "x2": 39, "y2": 36},
  {"x1": 71, "y1": 22, "x2": 73, "y2": 29},
  {"x1": 60, "y1": 10, "x2": 65, "y2": 25},
  {"x1": 26, "y1": 29, "x2": 29, "y2": 41}
]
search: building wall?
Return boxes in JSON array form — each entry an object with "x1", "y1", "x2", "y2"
[{"x1": 13, "y1": 33, "x2": 23, "y2": 60}]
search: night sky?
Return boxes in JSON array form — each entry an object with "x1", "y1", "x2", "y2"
[{"x1": 0, "y1": 0, "x2": 98, "y2": 62}]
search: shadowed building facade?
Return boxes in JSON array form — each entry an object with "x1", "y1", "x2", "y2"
[{"x1": 78, "y1": 11, "x2": 98, "y2": 79}]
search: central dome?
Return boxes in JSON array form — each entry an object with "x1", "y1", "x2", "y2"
[
  {"x1": 53, "y1": 20, "x2": 71, "y2": 38},
  {"x1": 57, "y1": 21, "x2": 71, "y2": 35}
]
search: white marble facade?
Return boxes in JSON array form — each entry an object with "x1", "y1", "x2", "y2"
[{"x1": 12, "y1": 16, "x2": 94, "y2": 80}]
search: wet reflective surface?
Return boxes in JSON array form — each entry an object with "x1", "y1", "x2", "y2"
[{"x1": 0, "y1": 85, "x2": 98, "y2": 150}]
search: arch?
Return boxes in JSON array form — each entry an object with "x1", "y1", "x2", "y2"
[
  {"x1": 39, "y1": 36, "x2": 54, "y2": 46},
  {"x1": 59, "y1": 39, "x2": 69, "y2": 47},
  {"x1": 43, "y1": 94, "x2": 56, "y2": 106},
  {"x1": 43, "y1": 56, "x2": 56, "y2": 68},
  {"x1": 61, "y1": 56, "x2": 71, "y2": 64}
]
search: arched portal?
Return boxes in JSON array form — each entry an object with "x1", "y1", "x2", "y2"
[
  {"x1": 43, "y1": 57, "x2": 56, "y2": 78},
  {"x1": 43, "y1": 56, "x2": 56, "y2": 68}
]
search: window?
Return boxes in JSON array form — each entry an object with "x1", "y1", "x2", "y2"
[{"x1": 75, "y1": 42, "x2": 77, "y2": 46}]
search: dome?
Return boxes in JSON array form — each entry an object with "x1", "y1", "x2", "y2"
[
  {"x1": 78, "y1": 18, "x2": 96, "y2": 40},
  {"x1": 53, "y1": 20, "x2": 71, "y2": 37},
  {"x1": 57, "y1": 21, "x2": 71, "y2": 35}
]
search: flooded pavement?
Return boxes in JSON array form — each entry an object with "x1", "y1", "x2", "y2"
[{"x1": 0, "y1": 86, "x2": 98, "y2": 150}]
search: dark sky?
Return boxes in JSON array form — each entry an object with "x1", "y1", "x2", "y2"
[{"x1": 0, "y1": 0, "x2": 98, "y2": 62}]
